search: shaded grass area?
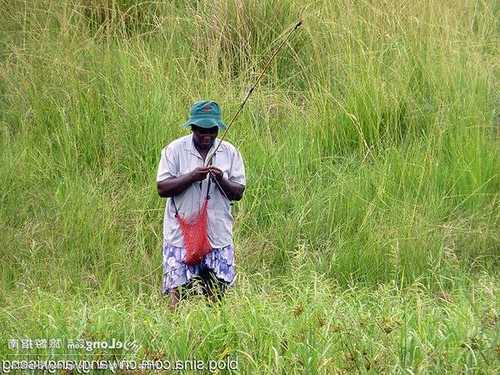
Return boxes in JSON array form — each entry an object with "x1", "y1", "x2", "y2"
[{"x1": 0, "y1": 0, "x2": 499, "y2": 372}]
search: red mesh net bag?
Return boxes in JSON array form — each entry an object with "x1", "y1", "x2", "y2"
[
  {"x1": 171, "y1": 177, "x2": 213, "y2": 266},
  {"x1": 176, "y1": 199, "x2": 211, "y2": 265}
]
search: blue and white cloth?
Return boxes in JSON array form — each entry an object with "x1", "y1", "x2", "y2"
[{"x1": 162, "y1": 242, "x2": 236, "y2": 294}]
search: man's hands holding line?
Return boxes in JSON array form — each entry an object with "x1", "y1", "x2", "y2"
[
  {"x1": 189, "y1": 166, "x2": 224, "y2": 183},
  {"x1": 158, "y1": 166, "x2": 243, "y2": 201}
]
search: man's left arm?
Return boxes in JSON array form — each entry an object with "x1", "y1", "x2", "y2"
[
  {"x1": 209, "y1": 167, "x2": 245, "y2": 201},
  {"x1": 209, "y1": 148, "x2": 246, "y2": 201}
]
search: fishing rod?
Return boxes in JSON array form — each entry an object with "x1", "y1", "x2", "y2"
[
  {"x1": 176, "y1": 19, "x2": 304, "y2": 266},
  {"x1": 205, "y1": 19, "x2": 303, "y2": 167}
]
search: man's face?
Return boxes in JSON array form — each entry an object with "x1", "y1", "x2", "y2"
[{"x1": 191, "y1": 125, "x2": 218, "y2": 150}]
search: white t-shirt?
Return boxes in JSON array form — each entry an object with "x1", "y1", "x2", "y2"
[{"x1": 157, "y1": 134, "x2": 246, "y2": 248}]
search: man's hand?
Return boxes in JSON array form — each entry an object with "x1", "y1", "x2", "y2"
[
  {"x1": 189, "y1": 167, "x2": 210, "y2": 182},
  {"x1": 207, "y1": 166, "x2": 245, "y2": 201},
  {"x1": 208, "y1": 166, "x2": 224, "y2": 182}
]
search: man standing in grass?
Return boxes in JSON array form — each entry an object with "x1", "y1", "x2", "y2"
[{"x1": 156, "y1": 100, "x2": 246, "y2": 310}]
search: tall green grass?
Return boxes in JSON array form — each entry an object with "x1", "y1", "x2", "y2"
[{"x1": 0, "y1": 0, "x2": 498, "y2": 372}]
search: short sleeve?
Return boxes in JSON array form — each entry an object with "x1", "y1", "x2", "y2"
[
  {"x1": 229, "y1": 148, "x2": 246, "y2": 186},
  {"x1": 157, "y1": 145, "x2": 178, "y2": 182}
]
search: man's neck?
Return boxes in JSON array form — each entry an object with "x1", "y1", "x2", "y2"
[{"x1": 193, "y1": 142, "x2": 211, "y2": 161}]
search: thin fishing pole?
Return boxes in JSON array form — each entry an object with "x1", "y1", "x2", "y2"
[{"x1": 205, "y1": 19, "x2": 303, "y2": 167}]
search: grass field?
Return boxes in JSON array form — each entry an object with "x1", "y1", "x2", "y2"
[{"x1": 0, "y1": 0, "x2": 498, "y2": 373}]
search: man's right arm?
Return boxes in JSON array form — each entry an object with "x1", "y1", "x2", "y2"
[{"x1": 157, "y1": 167, "x2": 210, "y2": 198}]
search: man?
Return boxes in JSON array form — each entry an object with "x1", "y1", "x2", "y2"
[{"x1": 157, "y1": 100, "x2": 245, "y2": 310}]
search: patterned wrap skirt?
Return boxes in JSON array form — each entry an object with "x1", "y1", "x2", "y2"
[{"x1": 162, "y1": 241, "x2": 236, "y2": 294}]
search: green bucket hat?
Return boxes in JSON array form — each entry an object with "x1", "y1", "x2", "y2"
[{"x1": 182, "y1": 100, "x2": 227, "y2": 130}]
